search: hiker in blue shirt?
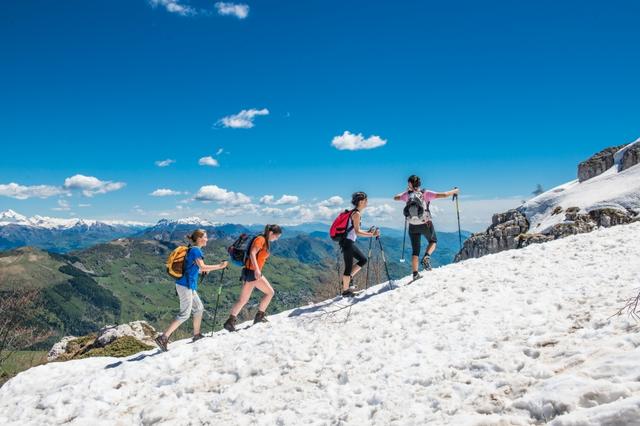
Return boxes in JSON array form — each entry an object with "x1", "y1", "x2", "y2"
[{"x1": 155, "y1": 229, "x2": 227, "y2": 351}]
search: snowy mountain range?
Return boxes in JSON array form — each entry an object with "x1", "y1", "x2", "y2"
[
  {"x1": 0, "y1": 210, "x2": 149, "y2": 252},
  {"x1": 0, "y1": 209, "x2": 148, "y2": 229},
  {"x1": 2, "y1": 220, "x2": 639, "y2": 425}
]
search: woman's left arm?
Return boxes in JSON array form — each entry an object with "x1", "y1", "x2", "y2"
[{"x1": 434, "y1": 188, "x2": 460, "y2": 199}]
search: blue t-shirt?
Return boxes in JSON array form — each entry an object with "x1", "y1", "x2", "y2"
[{"x1": 176, "y1": 246, "x2": 204, "y2": 290}]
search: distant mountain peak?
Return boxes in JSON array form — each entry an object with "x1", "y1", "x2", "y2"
[{"x1": 0, "y1": 209, "x2": 28, "y2": 223}]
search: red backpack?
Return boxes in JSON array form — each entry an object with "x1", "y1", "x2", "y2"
[{"x1": 329, "y1": 209, "x2": 356, "y2": 241}]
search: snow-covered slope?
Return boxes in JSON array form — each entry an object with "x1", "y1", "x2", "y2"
[
  {"x1": 2, "y1": 223, "x2": 640, "y2": 425},
  {"x1": 522, "y1": 140, "x2": 640, "y2": 234}
]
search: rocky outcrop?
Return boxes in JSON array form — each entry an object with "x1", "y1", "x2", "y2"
[
  {"x1": 454, "y1": 210, "x2": 529, "y2": 261},
  {"x1": 456, "y1": 141, "x2": 640, "y2": 262},
  {"x1": 48, "y1": 321, "x2": 157, "y2": 362},
  {"x1": 96, "y1": 321, "x2": 157, "y2": 347},
  {"x1": 455, "y1": 205, "x2": 637, "y2": 262},
  {"x1": 577, "y1": 145, "x2": 625, "y2": 182},
  {"x1": 621, "y1": 143, "x2": 640, "y2": 172}
]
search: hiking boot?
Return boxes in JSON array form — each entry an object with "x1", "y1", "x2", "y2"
[
  {"x1": 155, "y1": 334, "x2": 169, "y2": 352},
  {"x1": 421, "y1": 255, "x2": 432, "y2": 271},
  {"x1": 341, "y1": 289, "x2": 356, "y2": 298},
  {"x1": 348, "y1": 277, "x2": 356, "y2": 289},
  {"x1": 412, "y1": 271, "x2": 422, "y2": 281},
  {"x1": 192, "y1": 333, "x2": 205, "y2": 342},
  {"x1": 254, "y1": 310, "x2": 268, "y2": 324},
  {"x1": 223, "y1": 315, "x2": 237, "y2": 332}
]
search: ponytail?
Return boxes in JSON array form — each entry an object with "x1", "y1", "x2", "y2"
[
  {"x1": 187, "y1": 229, "x2": 206, "y2": 245},
  {"x1": 262, "y1": 224, "x2": 282, "y2": 251}
]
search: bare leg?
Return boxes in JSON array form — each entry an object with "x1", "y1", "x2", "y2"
[
  {"x1": 341, "y1": 265, "x2": 363, "y2": 290},
  {"x1": 412, "y1": 255, "x2": 419, "y2": 273},
  {"x1": 192, "y1": 313, "x2": 203, "y2": 335},
  {"x1": 342, "y1": 275, "x2": 350, "y2": 291},
  {"x1": 163, "y1": 319, "x2": 182, "y2": 338},
  {"x1": 230, "y1": 281, "x2": 256, "y2": 317},
  {"x1": 426, "y1": 242, "x2": 437, "y2": 256},
  {"x1": 254, "y1": 277, "x2": 275, "y2": 312}
]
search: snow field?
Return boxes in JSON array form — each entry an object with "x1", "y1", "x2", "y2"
[{"x1": 1, "y1": 223, "x2": 640, "y2": 425}]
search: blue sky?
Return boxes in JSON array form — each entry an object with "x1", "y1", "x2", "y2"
[{"x1": 1, "y1": 0, "x2": 639, "y2": 231}]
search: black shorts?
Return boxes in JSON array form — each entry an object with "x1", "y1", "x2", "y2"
[
  {"x1": 408, "y1": 222, "x2": 437, "y2": 256},
  {"x1": 239, "y1": 268, "x2": 258, "y2": 282}
]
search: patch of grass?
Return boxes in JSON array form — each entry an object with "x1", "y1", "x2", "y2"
[
  {"x1": 0, "y1": 351, "x2": 47, "y2": 386},
  {"x1": 79, "y1": 336, "x2": 153, "y2": 358}
]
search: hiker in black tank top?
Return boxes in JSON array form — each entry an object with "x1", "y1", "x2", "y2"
[{"x1": 340, "y1": 192, "x2": 380, "y2": 297}]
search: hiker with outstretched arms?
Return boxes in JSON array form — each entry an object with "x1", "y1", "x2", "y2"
[
  {"x1": 155, "y1": 229, "x2": 228, "y2": 351},
  {"x1": 223, "y1": 224, "x2": 283, "y2": 332},
  {"x1": 394, "y1": 175, "x2": 459, "y2": 281},
  {"x1": 338, "y1": 192, "x2": 380, "y2": 297}
]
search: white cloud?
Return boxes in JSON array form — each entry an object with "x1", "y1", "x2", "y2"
[
  {"x1": 216, "y1": 148, "x2": 224, "y2": 156},
  {"x1": 195, "y1": 185, "x2": 251, "y2": 205},
  {"x1": 78, "y1": 204, "x2": 91, "y2": 208},
  {"x1": 215, "y1": 2, "x2": 249, "y2": 19},
  {"x1": 218, "y1": 108, "x2": 269, "y2": 129},
  {"x1": 150, "y1": 188, "x2": 182, "y2": 197},
  {"x1": 319, "y1": 196, "x2": 344, "y2": 207},
  {"x1": 213, "y1": 204, "x2": 258, "y2": 217},
  {"x1": 365, "y1": 203, "x2": 395, "y2": 220},
  {"x1": 63, "y1": 174, "x2": 126, "y2": 197},
  {"x1": 331, "y1": 131, "x2": 387, "y2": 151},
  {"x1": 283, "y1": 205, "x2": 315, "y2": 222},
  {"x1": 198, "y1": 156, "x2": 220, "y2": 167},
  {"x1": 148, "y1": 0, "x2": 195, "y2": 16},
  {"x1": 261, "y1": 207, "x2": 285, "y2": 217},
  {"x1": 155, "y1": 159, "x2": 176, "y2": 167},
  {"x1": 260, "y1": 194, "x2": 299, "y2": 205},
  {"x1": 52, "y1": 199, "x2": 71, "y2": 211},
  {"x1": 0, "y1": 183, "x2": 67, "y2": 200}
]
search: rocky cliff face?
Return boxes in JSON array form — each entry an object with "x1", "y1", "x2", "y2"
[
  {"x1": 577, "y1": 145, "x2": 624, "y2": 182},
  {"x1": 621, "y1": 143, "x2": 640, "y2": 172},
  {"x1": 454, "y1": 210, "x2": 531, "y2": 260},
  {"x1": 455, "y1": 141, "x2": 640, "y2": 262}
]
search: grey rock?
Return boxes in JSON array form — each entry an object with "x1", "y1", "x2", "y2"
[
  {"x1": 577, "y1": 145, "x2": 625, "y2": 182},
  {"x1": 47, "y1": 336, "x2": 77, "y2": 362},
  {"x1": 96, "y1": 321, "x2": 157, "y2": 347},
  {"x1": 621, "y1": 143, "x2": 640, "y2": 171}
]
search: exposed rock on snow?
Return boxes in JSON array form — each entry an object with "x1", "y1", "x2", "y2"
[
  {"x1": 456, "y1": 139, "x2": 640, "y2": 261},
  {"x1": 46, "y1": 336, "x2": 77, "y2": 362},
  {"x1": 46, "y1": 321, "x2": 157, "y2": 362},
  {"x1": 2, "y1": 222, "x2": 640, "y2": 425},
  {"x1": 577, "y1": 145, "x2": 624, "y2": 182},
  {"x1": 453, "y1": 209, "x2": 530, "y2": 259},
  {"x1": 620, "y1": 141, "x2": 640, "y2": 172},
  {"x1": 96, "y1": 321, "x2": 157, "y2": 347}
]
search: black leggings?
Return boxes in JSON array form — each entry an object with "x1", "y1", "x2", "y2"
[
  {"x1": 409, "y1": 222, "x2": 438, "y2": 257},
  {"x1": 340, "y1": 238, "x2": 367, "y2": 276}
]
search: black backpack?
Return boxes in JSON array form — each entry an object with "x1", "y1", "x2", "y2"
[
  {"x1": 227, "y1": 234, "x2": 261, "y2": 266},
  {"x1": 403, "y1": 190, "x2": 430, "y2": 224}
]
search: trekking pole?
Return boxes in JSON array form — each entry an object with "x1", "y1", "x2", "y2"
[
  {"x1": 376, "y1": 235, "x2": 395, "y2": 290},
  {"x1": 211, "y1": 267, "x2": 226, "y2": 335},
  {"x1": 400, "y1": 218, "x2": 407, "y2": 263},
  {"x1": 452, "y1": 187, "x2": 462, "y2": 251},
  {"x1": 365, "y1": 227, "x2": 375, "y2": 289}
]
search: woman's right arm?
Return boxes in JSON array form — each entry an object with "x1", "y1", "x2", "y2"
[{"x1": 353, "y1": 212, "x2": 379, "y2": 237}]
